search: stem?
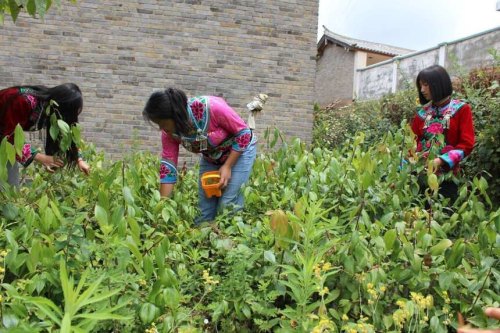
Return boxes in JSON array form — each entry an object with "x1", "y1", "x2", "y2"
[
  {"x1": 276, "y1": 249, "x2": 285, "y2": 280},
  {"x1": 471, "y1": 257, "x2": 494, "y2": 308},
  {"x1": 354, "y1": 199, "x2": 366, "y2": 230}
]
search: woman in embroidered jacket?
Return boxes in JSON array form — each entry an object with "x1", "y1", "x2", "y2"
[
  {"x1": 143, "y1": 88, "x2": 257, "y2": 224},
  {"x1": 411, "y1": 65, "x2": 475, "y2": 201},
  {"x1": 0, "y1": 83, "x2": 90, "y2": 186}
]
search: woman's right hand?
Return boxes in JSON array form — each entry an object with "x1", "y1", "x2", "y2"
[
  {"x1": 458, "y1": 308, "x2": 500, "y2": 333},
  {"x1": 34, "y1": 153, "x2": 64, "y2": 173}
]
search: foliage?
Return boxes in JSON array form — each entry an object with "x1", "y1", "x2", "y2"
[
  {"x1": 0, "y1": 0, "x2": 77, "y2": 24},
  {"x1": 453, "y1": 58, "x2": 500, "y2": 203},
  {"x1": 1, "y1": 125, "x2": 498, "y2": 332},
  {"x1": 312, "y1": 89, "x2": 418, "y2": 150}
]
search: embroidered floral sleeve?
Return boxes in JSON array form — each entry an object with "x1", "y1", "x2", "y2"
[
  {"x1": 160, "y1": 159, "x2": 177, "y2": 184},
  {"x1": 209, "y1": 96, "x2": 253, "y2": 152},
  {"x1": 232, "y1": 129, "x2": 252, "y2": 151},
  {"x1": 439, "y1": 146, "x2": 464, "y2": 169},
  {"x1": 16, "y1": 143, "x2": 38, "y2": 167},
  {"x1": 160, "y1": 131, "x2": 180, "y2": 184}
]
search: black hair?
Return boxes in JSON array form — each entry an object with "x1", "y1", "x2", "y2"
[
  {"x1": 142, "y1": 88, "x2": 191, "y2": 135},
  {"x1": 29, "y1": 83, "x2": 83, "y2": 166},
  {"x1": 416, "y1": 65, "x2": 453, "y2": 105}
]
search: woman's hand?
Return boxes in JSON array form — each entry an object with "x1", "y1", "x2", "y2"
[
  {"x1": 35, "y1": 153, "x2": 64, "y2": 173},
  {"x1": 432, "y1": 157, "x2": 443, "y2": 169},
  {"x1": 78, "y1": 159, "x2": 90, "y2": 175},
  {"x1": 458, "y1": 308, "x2": 500, "y2": 333},
  {"x1": 218, "y1": 164, "x2": 232, "y2": 189}
]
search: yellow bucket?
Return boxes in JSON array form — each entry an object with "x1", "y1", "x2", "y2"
[{"x1": 201, "y1": 171, "x2": 222, "y2": 198}]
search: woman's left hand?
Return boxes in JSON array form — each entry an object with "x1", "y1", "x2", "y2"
[
  {"x1": 78, "y1": 159, "x2": 91, "y2": 175},
  {"x1": 432, "y1": 157, "x2": 443, "y2": 169},
  {"x1": 218, "y1": 164, "x2": 231, "y2": 189}
]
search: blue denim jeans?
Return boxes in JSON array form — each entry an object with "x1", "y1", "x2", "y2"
[{"x1": 196, "y1": 140, "x2": 257, "y2": 224}]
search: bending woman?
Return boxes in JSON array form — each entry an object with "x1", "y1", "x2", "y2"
[
  {"x1": 0, "y1": 83, "x2": 90, "y2": 186},
  {"x1": 143, "y1": 88, "x2": 257, "y2": 224}
]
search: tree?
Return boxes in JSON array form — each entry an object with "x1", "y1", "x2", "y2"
[{"x1": 0, "y1": 0, "x2": 76, "y2": 24}]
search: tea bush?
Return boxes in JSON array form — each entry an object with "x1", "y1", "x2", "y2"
[{"x1": 1, "y1": 126, "x2": 498, "y2": 332}]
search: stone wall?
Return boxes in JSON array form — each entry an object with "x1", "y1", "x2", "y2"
[{"x1": 0, "y1": 0, "x2": 319, "y2": 163}]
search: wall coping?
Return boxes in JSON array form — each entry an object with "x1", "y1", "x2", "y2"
[{"x1": 357, "y1": 26, "x2": 500, "y2": 72}]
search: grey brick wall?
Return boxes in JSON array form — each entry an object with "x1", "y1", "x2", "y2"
[
  {"x1": 314, "y1": 44, "x2": 355, "y2": 107},
  {"x1": 0, "y1": 0, "x2": 318, "y2": 164}
]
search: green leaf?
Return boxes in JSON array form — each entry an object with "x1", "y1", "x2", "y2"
[
  {"x1": 264, "y1": 250, "x2": 276, "y2": 263},
  {"x1": 49, "y1": 123, "x2": 59, "y2": 140},
  {"x1": 8, "y1": 0, "x2": 20, "y2": 21},
  {"x1": 74, "y1": 312, "x2": 131, "y2": 320},
  {"x1": 13, "y1": 125, "x2": 24, "y2": 156},
  {"x1": 6, "y1": 141, "x2": 16, "y2": 165},
  {"x1": 71, "y1": 124, "x2": 82, "y2": 146},
  {"x1": 430, "y1": 239, "x2": 452, "y2": 256},
  {"x1": 446, "y1": 239, "x2": 465, "y2": 269},
  {"x1": 428, "y1": 173, "x2": 439, "y2": 192},
  {"x1": 35, "y1": 0, "x2": 46, "y2": 18},
  {"x1": 143, "y1": 255, "x2": 154, "y2": 280},
  {"x1": 1, "y1": 313, "x2": 20, "y2": 328},
  {"x1": 57, "y1": 119, "x2": 70, "y2": 135},
  {"x1": 123, "y1": 186, "x2": 135, "y2": 205},
  {"x1": 384, "y1": 229, "x2": 397, "y2": 251},
  {"x1": 20, "y1": 296, "x2": 62, "y2": 324},
  {"x1": 139, "y1": 303, "x2": 158, "y2": 324},
  {"x1": 94, "y1": 205, "x2": 111, "y2": 234},
  {"x1": 27, "y1": 0, "x2": 36, "y2": 15}
]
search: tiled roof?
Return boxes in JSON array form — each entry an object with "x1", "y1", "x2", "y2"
[{"x1": 319, "y1": 26, "x2": 414, "y2": 56}]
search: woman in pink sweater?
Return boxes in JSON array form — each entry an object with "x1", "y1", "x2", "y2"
[{"x1": 143, "y1": 88, "x2": 257, "y2": 224}]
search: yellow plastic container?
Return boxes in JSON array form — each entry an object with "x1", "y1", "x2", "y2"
[{"x1": 201, "y1": 171, "x2": 222, "y2": 198}]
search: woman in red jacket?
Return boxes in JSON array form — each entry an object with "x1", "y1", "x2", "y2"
[
  {"x1": 411, "y1": 65, "x2": 475, "y2": 202},
  {"x1": 0, "y1": 83, "x2": 90, "y2": 187}
]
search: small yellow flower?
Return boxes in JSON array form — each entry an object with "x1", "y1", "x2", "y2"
[
  {"x1": 379, "y1": 285, "x2": 386, "y2": 292},
  {"x1": 0, "y1": 267, "x2": 5, "y2": 273},
  {"x1": 202, "y1": 269, "x2": 219, "y2": 286},
  {"x1": 319, "y1": 287, "x2": 329, "y2": 296},
  {"x1": 366, "y1": 283, "x2": 374, "y2": 290},
  {"x1": 342, "y1": 314, "x2": 349, "y2": 321},
  {"x1": 322, "y1": 262, "x2": 332, "y2": 271},
  {"x1": 138, "y1": 279, "x2": 147, "y2": 286}
]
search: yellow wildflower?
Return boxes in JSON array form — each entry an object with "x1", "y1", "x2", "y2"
[
  {"x1": 202, "y1": 269, "x2": 219, "y2": 285},
  {"x1": 319, "y1": 287, "x2": 329, "y2": 296},
  {"x1": 342, "y1": 314, "x2": 349, "y2": 321},
  {"x1": 322, "y1": 262, "x2": 332, "y2": 271},
  {"x1": 145, "y1": 323, "x2": 158, "y2": 333}
]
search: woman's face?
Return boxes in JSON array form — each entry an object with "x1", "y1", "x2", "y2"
[
  {"x1": 153, "y1": 118, "x2": 176, "y2": 133},
  {"x1": 419, "y1": 80, "x2": 432, "y2": 101}
]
